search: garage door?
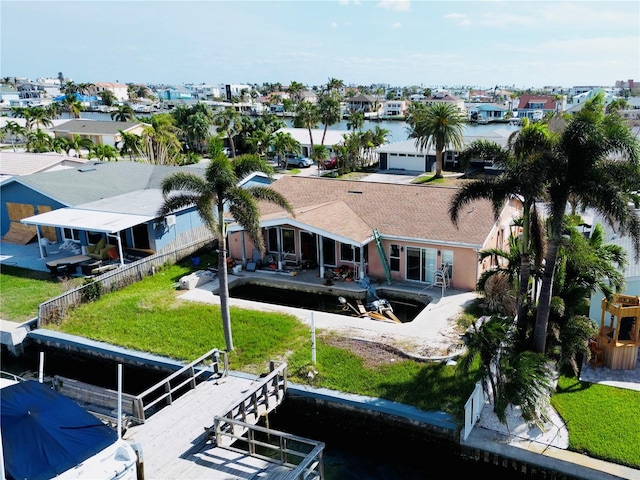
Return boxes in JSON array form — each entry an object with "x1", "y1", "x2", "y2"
[{"x1": 386, "y1": 154, "x2": 426, "y2": 171}]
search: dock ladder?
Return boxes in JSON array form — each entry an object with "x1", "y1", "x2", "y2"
[{"x1": 373, "y1": 228, "x2": 392, "y2": 285}]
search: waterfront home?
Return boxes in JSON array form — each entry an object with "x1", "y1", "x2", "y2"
[
  {"x1": 50, "y1": 119, "x2": 147, "y2": 148},
  {"x1": 228, "y1": 175, "x2": 522, "y2": 292}
]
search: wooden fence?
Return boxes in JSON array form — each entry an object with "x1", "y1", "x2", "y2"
[{"x1": 38, "y1": 227, "x2": 216, "y2": 326}]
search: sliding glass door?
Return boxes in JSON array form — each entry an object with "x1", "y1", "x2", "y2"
[{"x1": 406, "y1": 246, "x2": 437, "y2": 283}]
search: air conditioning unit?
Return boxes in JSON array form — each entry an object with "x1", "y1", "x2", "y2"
[{"x1": 165, "y1": 215, "x2": 176, "y2": 227}]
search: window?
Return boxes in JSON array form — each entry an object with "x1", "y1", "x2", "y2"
[
  {"x1": 441, "y1": 249, "x2": 453, "y2": 280},
  {"x1": 340, "y1": 243, "x2": 354, "y2": 262},
  {"x1": 62, "y1": 228, "x2": 80, "y2": 242},
  {"x1": 267, "y1": 228, "x2": 278, "y2": 253},
  {"x1": 322, "y1": 237, "x2": 336, "y2": 266},
  {"x1": 282, "y1": 229, "x2": 295, "y2": 254},
  {"x1": 389, "y1": 244, "x2": 400, "y2": 272}
]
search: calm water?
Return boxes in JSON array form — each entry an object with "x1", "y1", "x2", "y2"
[
  {"x1": 228, "y1": 283, "x2": 424, "y2": 322},
  {"x1": 80, "y1": 111, "x2": 519, "y2": 144},
  {"x1": 2, "y1": 346, "x2": 535, "y2": 479}
]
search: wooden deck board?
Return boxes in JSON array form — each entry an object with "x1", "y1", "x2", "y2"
[{"x1": 123, "y1": 374, "x2": 286, "y2": 479}]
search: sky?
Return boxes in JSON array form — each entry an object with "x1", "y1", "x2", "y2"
[{"x1": 1, "y1": 0, "x2": 638, "y2": 90}]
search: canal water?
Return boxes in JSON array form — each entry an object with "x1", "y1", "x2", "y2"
[
  {"x1": 2, "y1": 345, "x2": 541, "y2": 479},
  {"x1": 80, "y1": 111, "x2": 520, "y2": 145},
  {"x1": 228, "y1": 283, "x2": 425, "y2": 323}
]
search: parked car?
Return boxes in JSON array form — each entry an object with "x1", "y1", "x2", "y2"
[
  {"x1": 322, "y1": 157, "x2": 338, "y2": 170},
  {"x1": 279, "y1": 154, "x2": 314, "y2": 168}
]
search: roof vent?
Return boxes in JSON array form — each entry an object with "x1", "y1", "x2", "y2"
[
  {"x1": 347, "y1": 190, "x2": 363, "y2": 194},
  {"x1": 78, "y1": 167, "x2": 96, "y2": 172}
]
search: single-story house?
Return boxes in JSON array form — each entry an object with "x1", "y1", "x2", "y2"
[
  {"x1": 0, "y1": 161, "x2": 210, "y2": 262},
  {"x1": 228, "y1": 176, "x2": 522, "y2": 292},
  {"x1": 275, "y1": 127, "x2": 350, "y2": 159},
  {"x1": 50, "y1": 120, "x2": 147, "y2": 148},
  {"x1": 466, "y1": 103, "x2": 509, "y2": 123},
  {"x1": 0, "y1": 152, "x2": 87, "y2": 181},
  {"x1": 375, "y1": 128, "x2": 514, "y2": 172}
]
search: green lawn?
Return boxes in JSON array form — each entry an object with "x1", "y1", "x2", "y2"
[{"x1": 1, "y1": 262, "x2": 638, "y2": 469}]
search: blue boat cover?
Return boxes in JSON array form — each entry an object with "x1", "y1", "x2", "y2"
[{"x1": 1, "y1": 380, "x2": 117, "y2": 480}]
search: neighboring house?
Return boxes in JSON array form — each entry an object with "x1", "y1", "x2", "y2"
[
  {"x1": 422, "y1": 92, "x2": 466, "y2": 114},
  {"x1": 228, "y1": 176, "x2": 522, "y2": 292},
  {"x1": 50, "y1": 120, "x2": 147, "y2": 147},
  {"x1": 0, "y1": 152, "x2": 87, "y2": 181},
  {"x1": 275, "y1": 127, "x2": 350, "y2": 159},
  {"x1": 515, "y1": 95, "x2": 560, "y2": 120},
  {"x1": 347, "y1": 95, "x2": 382, "y2": 116},
  {"x1": 0, "y1": 161, "x2": 209, "y2": 259},
  {"x1": 466, "y1": 103, "x2": 509, "y2": 123},
  {"x1": 376, "y1": 128, "x2": 514, "y2": 172},
  {"x1": 155, "y1": 86, "x2": 193, "y2": 101},
  {"x1": 587, "y1": 209, "x2": 640, "y2": 322},
  {"x1": 94, "y1": 82, "x2": 129, "y2": 103},
  {"x1": 382, "y1": 100, "x2": 408, "y2": 117},
  {"x1": 0, "y1": 86, "x2": 20, "y2": 107}
]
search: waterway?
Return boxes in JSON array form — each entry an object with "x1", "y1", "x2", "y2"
[
  {"x1": 2, "y1": 345, "x2": 540, "y2": 479},
  {"x1": 80, "y1": 111, "x2": 520, "y2": 144}
]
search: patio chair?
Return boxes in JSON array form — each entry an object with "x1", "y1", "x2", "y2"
[{"x1": 588, "y1": 339, "x2": 604, "y2": 369}]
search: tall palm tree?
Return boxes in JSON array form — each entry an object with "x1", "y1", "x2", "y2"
[
  {"x1": 450, "y1": 123, "x2": 554, "y2": 335},
  {"x1": 407, "y1": 102, "x2": 466, "y2": 178},
  {"x1": 318, "y1": 93, "x2": 342, "y2": 147},
  {"x1": 140, "y1": 113, "x2": 182, "y2": 165},
  {"x1": 213, "y1": 107, "x2": 242, "y2": 159},
  {"x1": 293, "y1": 101, "x2": 320, "y2": 156},
  {"x1": 533, "y1": 93, "x2": 640, "y2": 354},
  {"x1": 117, "y1": 131, "x2": 142, "y2": 160},
  {"x1": 111, "y1": 104, "x2": 134, "y2": 122},
  {"x1": 287, "y1": 81, "x2": 305, "y2": 104},
  {"x1": 157, "y1": 154, "x2": 294, "y2": 351}
]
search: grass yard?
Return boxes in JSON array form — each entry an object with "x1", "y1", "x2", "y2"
[{"x1": 1, "y1": 262, "x2": 639, "y2": 468}]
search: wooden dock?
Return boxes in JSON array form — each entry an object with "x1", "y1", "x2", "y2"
[{"x1": 122, "y1": 359, "x2": 323, "y2": 479}]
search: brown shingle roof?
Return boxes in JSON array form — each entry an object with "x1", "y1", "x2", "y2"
[{"x1": 260, "y1": 176, "x2": 499, "y2": 246}]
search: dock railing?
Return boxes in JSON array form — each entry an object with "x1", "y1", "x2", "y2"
[
  {"x1": 213, "y1": 360, "x2": 287, "y2": 446},
  {"x1": 212, "y1": 416, "x2": 325, "y2": 480},
  {"x1": 131, "y1": 348, "x2": 228, "y2": 424}
]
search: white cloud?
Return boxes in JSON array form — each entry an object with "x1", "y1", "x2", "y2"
[
  {"x1": 444, "y1": 13, "x2": 471, "y2": 27},
  {"x1": 377, "y1": 0, "x2": 411, "y2": 12},
  {"x1": 339, "y1": 0, "x2": 363, "y2": 6},
  {"x1": 331, "y1": 22, "x2": 338, "y2": 29},
  {"x1": 392, "y1": 22, "x2": 402, "y2": 28}
]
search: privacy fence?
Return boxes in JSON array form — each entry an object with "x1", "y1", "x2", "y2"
[{"x1": 38, "y1": 226, "x2": 216, "y2": 326}]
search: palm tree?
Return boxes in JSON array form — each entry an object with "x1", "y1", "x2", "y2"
[
  {"x1": 293, "y1": 101, "x2": 320, "y2": 156},
  {"x1": 407, "y1": 102, "x2": 466, "y2": 178},
  {"x1": 346, "y1": 111, "x2": 364, "y2": 132},
  {"x1": 318, "y1": 93, "x2": 342, "y2": 147},
  {"x1": 157, "y1": 154, "x2": 294, "y2": 351},
  {"x1": 62, "y1": 134, "x2": 93, "y2": 158},
  {"x1": 1, "y1": 121, "x2": 26, "y2": 151},
  {"x1": 271, "y1": 131, "x2": 301, "y2": 166},
  {"x1": 533, "y1": 93, "x2": 640, "y2": 354},
  {"x1": 98, "y1": 89, "x2": 117, "y2": 107},
  {"x1": 140, "y1": 113, "x2": 182, "y2": 165},
  {"x1": 88, "y1": 144, "x2": 119, "y2": 161},
  {"x1": 287, "y1": 81, "x2": 305, "y2": 104},
  {"x1": 61, "y1": 93, "x2": 83, "y2": 119},
  {"x1": 213, "y1": 107, "x2": 242, "y2": 159},
  {"x1": 25, "y1": 129, "x2": 53, "y2": 153},
  {"x1": 111, "y1": 104, "x2": 134, "y2": 122},
  {"x1": 450, "y1": 123, "x2": 554, "y2": 335}
]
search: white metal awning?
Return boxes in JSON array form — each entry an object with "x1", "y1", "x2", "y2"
[{"x1": 21, "y1": 208, "x2": 156, "y2": 234}]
